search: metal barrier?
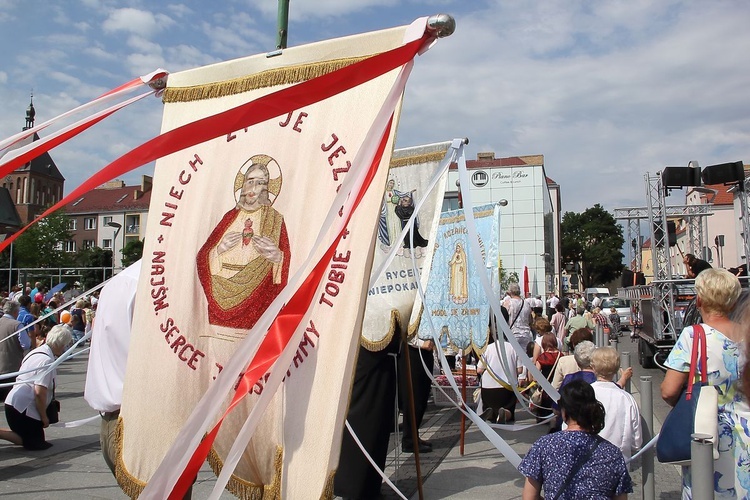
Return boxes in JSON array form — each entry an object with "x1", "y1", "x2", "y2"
[
  {"x1": 640, "y1": 376, "x2": 655, "y2": 500},
  {"x1": 691, "y1": 434, "x2": 715, "y2": 499},
  {"x1": 595, "y1": 323, "x2": 606, "y2": 347}
]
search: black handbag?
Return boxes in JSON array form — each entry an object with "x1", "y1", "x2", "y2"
[
  {"x1": 46, "y1": 399, "x2": 60, "y2": 424},
  {"x1": 25, "y1": 351, "x2": 60, "y2": 424}
]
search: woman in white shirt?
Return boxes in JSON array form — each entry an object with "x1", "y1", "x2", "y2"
[
  {"x1": 477, "y1": 337, "x2": 523, "y2": 423},
  {"x1": 590, "y1": 347, "x2": 641, "y2": 460},
  {"x1": 0, "y1": 324, "x2": 72, "y2": 450}
]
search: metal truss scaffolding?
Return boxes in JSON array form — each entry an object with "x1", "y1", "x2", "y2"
[{"x1": 615, "y1": 173, "x2": 713, "y2": 341}]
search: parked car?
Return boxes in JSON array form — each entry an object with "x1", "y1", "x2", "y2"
[{"x1": 600, "y1": 297, "x2": 631, "y2": 331}]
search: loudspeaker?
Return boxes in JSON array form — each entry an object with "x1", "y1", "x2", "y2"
[
  {"x1": 653, "y1": 223, "x2": 667, "y2": 247},
  {"x1": 667, "y1": 221, "x2": 677, "y2": 247},
  {"x1": 621, "y1": 269, "x2": 634, "y2": 287},
  {"x1": 702, "y1": 161, "x2": 745, "y2": 185},
  {"x1": 636, "y1": 272, "x2": 646, "y2": 285},
  {"x1": 662, "y1": 166, "x2": 702, "y2": 188}
]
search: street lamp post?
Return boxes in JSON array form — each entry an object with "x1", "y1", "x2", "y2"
[{"x1": 106, "y1": 222, "x2": 122, "y2": 278}]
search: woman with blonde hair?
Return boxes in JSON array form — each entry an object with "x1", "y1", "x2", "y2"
[
  {"x1": 662, "y1": 268, "x2": 748, "y2": 498},
  {"x1": 69, "y1": 299, "x2": 87, "y2": 343}
]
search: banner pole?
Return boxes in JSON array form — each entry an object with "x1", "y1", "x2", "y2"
[
  {"x1": 276, "y1": 0, "x2": 290, "y2": 49},
  {"x1": 460, "y1": 354, "x2": 467, "y2": 456},
  {"x1": 401, "y1": 335, "x2": 425, "y2": 500},
  {"x1": 456, "y1": 177, "x2": 467, "y2": 456}
]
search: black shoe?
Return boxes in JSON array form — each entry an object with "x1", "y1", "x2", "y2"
[
  {"x1": 418, "y1": 438, "x2": 433, "y2": 450},
  {"x1": 402, "y1": 442, "x2": 432, "y2": 453},
  {"x1": 479, "y1": 408, "x2": 496, "y2": 422}
]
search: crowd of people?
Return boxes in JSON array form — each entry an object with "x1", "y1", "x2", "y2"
[
  {"x1": 474, "y1": 266, "x2": 750, "y2": 499},
  {"x1": 2, "y1": 263, "x2": 750, "y2": 499},
  {"x1": 0, "y1": 280, "x2": 98, "y2": 451}
]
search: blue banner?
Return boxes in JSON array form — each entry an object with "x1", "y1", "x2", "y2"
[{"x1": 417, "y1": 203, "x2": 499, "y2": 352}]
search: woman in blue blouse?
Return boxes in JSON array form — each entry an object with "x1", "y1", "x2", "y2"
[
  {"x1": 519, "y1": 380, "x2": 632, "y2": 499},
  {"x1": 662, "y1": 268, "x2": 748, "y2": 498}
]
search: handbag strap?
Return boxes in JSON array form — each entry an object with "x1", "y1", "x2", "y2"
[
  {"x1": 509, "y1": 298, "x2": 524, "y2": 328},
  {"x1": 551, "y1": 436, "x2": 601, "y2": 500},
  {"x1": 687, "y1": 324, "x2": 708, "y2": 400}
]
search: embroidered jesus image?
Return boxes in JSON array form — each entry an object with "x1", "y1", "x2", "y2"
[{"x1": 197, "y1": 154, "x2": 291, "y2": 330}]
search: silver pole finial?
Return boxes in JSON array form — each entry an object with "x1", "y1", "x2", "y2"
[{"x1": 427, "y1": 14, "x2": 456, "y2": 38}]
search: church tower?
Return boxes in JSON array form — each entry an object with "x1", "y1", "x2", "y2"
[{"x1": 2, "y1": 95, "x2": 66, "y2": 225}]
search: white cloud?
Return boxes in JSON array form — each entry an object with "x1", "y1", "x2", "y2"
[
  {"x1": 102, "y1": 8, "x2": 175, "y2": 38},
  {"x1": 0, "y1": 0, "x2": 749, "y2": 219},
  {"x1": 248, "y1": 0, "x2": 399, "y2": 20}
]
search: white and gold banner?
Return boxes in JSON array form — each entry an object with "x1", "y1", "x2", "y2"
[
  {"x1": 118, "y1": 20, "x2": 433, "y2": 499},
  {"x1": 361, "y1": 143, "x2": 449, "y2": 351}
]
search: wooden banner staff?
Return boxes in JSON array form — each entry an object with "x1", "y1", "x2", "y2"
[
  {"x1": 401, "y1": 334, "x2": 425, "y2": 500},
  {"x1": 455, "y1": 176, "x2": 467, "y2": 456}
]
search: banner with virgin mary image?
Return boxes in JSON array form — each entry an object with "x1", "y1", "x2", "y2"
[
  {"x1": 411, "y1": 203, "x2": 500, "y2": 353},
  {"x1": 360, "y1": 142, "x2": 449, "y2": 351},
  {"x1": 117, "y1": 19, "x2": 437, "y2": 499}
]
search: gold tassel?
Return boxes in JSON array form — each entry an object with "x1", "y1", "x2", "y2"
[
  {"x1": 114, "y1": 417, "x2": 148, "y2": 499},
  {"x1": 407, "y1": 303, "x2": 423, "y2": 338},
  {"x1": 319, "y1": 470, "x2": 336, "y2": 500},
  {"x1": 164, "y1": 57, "x2": 370, "y2": 103},
  {"x1": 208, "y1": 446, "x2": 283, "y2": 499}
]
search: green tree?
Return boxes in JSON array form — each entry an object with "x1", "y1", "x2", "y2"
[
  {"x1": 74, "y1": 246, "x2": 113, "y2": 288},
  {"x1": 121, "y1": 239, "x2": 144, "y2": 268},
  {"x1": 13, "y1": 211, "x2": 73, "y2": 268},
  {"x1": 561, "y1": 204, "x2": 624, "y2": 288}
]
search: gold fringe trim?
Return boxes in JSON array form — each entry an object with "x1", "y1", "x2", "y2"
[
  {"x1": 207, "y1": 445, "x2": 283, "y2": 499},
  {"x1": 319, "y1": 470, "x2": 336, "y2": 500},
  {"x1": 359, "y1": 309, "x2": 399, "y2": 352},
  {"x1": 389, "y1": 150, "x2": 448, "y2": 168},
  {"x1": 406, "y1": 304, "x2": 423, "y2": 338},
  {"x1": 440, "y1": 207, "x2": 495, "y2": 225},
  {"x1": 113, "y1": 417, "x2": 148, "y2": 499},
  {"x1": 163, "y1": 56, "x2": 370, "y2": 103}
]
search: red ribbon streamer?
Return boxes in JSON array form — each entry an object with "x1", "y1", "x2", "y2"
[
  {"x1": 168, "y1": 117, "x2": 393, "y2": 499},
  {"x1": 0, "y1": 33, "x2": 429, "y2": 254},
  {"x1": 0, "y1": 109, "x2": 120, "y2": 177}
]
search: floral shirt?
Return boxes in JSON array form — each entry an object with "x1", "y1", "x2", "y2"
[
  {"x1": 519, "y1": 430, "x2": 632, "y2": 499},
  {"x1": 665, "y1": 324, "x2": 750, "y2": 498}
]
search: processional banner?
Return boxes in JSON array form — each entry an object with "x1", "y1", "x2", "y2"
[
  {"x1": 118, "y1": 21, "x2": 431, "y2": 499},
  {"x1": 360, "y1": 143, "x2": 449, "y2": 351},
  {"x1": 411, "y1": 203, "x2": 500, "y2": 353}
]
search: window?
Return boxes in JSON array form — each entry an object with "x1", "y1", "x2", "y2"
[
  {"x1": 64, "y1": 241, "x2": 76, "y2": 252},
  {"x1": 68, "y1": 219, "x2": 77, "y2": 230},
  {"x1": 84, "y1": 217, "x2": 96, "y2": 230},
  {"x1": 103, "y1": 239, "x2": 112, "y2": 249},
  {"x1": 103, "y1": 216, "x2": 113, "y2": 225},
  {"x1": 441, "y1": 193, "x2": 460, "y2": 212},
  {"x1": 82, "y1": 239, "x2": 95, "y2": 249}
]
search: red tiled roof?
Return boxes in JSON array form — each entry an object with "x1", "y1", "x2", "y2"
[
  {"x1": 63, "y1": 183, "x2": 151, "y2": 214},
  {"x1": 704, "y1": 182, "x2": 736, "y2": 206}
]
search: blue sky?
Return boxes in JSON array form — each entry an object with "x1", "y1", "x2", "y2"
[{"x1": 1, "y1": 0, "x2": 749, "y2": 214}]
